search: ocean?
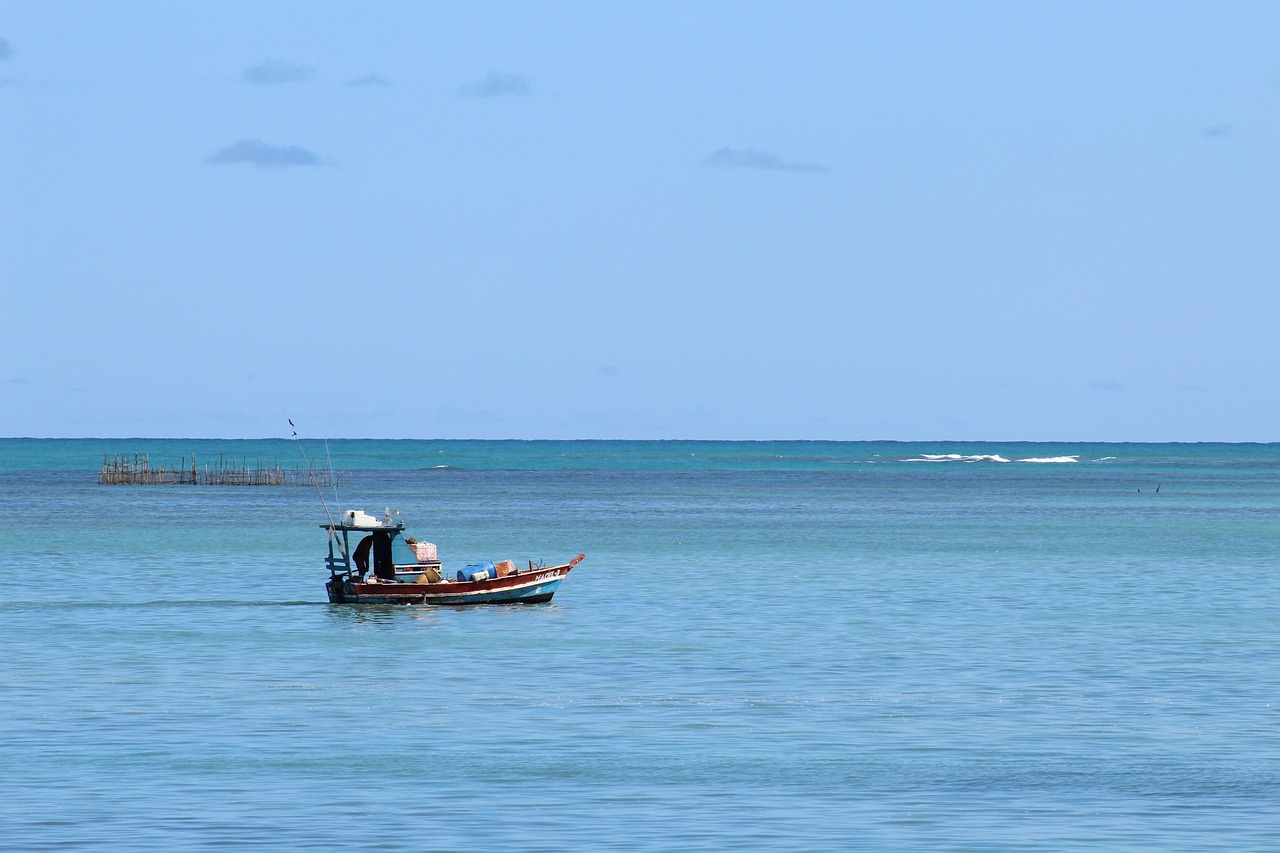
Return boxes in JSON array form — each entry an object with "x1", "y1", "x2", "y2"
[{"x1": 1, "y1": 439, "x2": 1277, "y2": 851}]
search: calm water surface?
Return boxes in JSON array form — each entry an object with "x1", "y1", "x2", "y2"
[{"x1": 1, "y1": 440, "x2": 1278, "y2": 850}]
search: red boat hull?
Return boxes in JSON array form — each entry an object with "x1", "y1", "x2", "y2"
[{"x1": 327, "y1": 555, "x2": 584, "y2": 605}]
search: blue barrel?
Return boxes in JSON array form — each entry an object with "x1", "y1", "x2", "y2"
[{"x1": 456, "y1": 561, "x2": 496, "y2": 582}]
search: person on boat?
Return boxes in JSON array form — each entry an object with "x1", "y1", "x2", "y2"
[
  {"x1": 353, "y1": 532, "x2": 395, "y2": 581},
  {"x1": 353, "y1": 534, "x2": 374, "y2": 577},
  {"x1": 370, "y1": 531, "x2": 395, "y2": 581}
]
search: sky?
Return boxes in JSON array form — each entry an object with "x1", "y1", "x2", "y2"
[{"x1": 1, "y1": 0, "x2": 1277, "y2": 441}]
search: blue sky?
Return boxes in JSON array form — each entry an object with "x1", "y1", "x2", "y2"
[{"x1": 2, "y1": 1, "x2": 1277, "y2": 440}]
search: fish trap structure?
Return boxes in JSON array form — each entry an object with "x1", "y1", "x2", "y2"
[{"x1": 99, "y1": 453, "x2": 348, "y2": 487}]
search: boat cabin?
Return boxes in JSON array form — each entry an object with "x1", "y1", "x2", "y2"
[{"x1": 323, "y1": 509, "x2": 443, "y2": 584}]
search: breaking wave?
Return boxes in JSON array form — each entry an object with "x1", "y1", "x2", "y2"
[
  {"x1": 902, "y1": 453, "x2": 1084, "y2": 465},
  {"x1": 904, "y1": 454, "x2": 1011, "y2": 463}
]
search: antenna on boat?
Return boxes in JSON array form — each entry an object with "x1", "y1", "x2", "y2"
[{"x1": 290, "y1": 419, "x2": 339, "y2": 532}]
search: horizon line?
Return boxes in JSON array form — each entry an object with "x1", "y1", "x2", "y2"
[{"x1": 2, "y1": 436, "x2": 1276, "y2": 445}]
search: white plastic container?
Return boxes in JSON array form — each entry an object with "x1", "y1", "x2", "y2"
[{"x1": 344, "y1": 509, "x2": 380, "y2": 528}]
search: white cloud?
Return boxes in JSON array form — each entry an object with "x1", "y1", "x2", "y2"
[
  {"x1": 243, "y1": 60, "x2": 315, "y2": 85},
  {"x1": 458, "y1": 72, "x2": 531, "y2": 98},
  {"x1": 703, "y1": 147, "x2": 828, "y2": 173},
  {"x1": 206, "y1": 139, "x2": 321, "y2": 169},
  {"x1": 345, "y1": 73, "x2": 391, "y2": 88}
]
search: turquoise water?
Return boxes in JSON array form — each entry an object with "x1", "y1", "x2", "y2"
[{"x1": 1, "y1": 440, "x2": 1278, "y2": 850}]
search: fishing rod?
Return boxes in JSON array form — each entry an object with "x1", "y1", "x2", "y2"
[
  {"x1": 290, "y1": 419, "x2": 341, "y2": 537},
  {"x1": 323, "y1": 436, "x2": 341, "y2": 519}
]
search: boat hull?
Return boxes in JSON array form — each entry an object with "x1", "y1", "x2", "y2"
[{"x1": 326, "y1": 560, "x2": 577, "y2": 605}]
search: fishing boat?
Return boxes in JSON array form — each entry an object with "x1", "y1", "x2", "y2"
[{"x1": 322, "y1": 508, "x2": 584, "y2": 605}]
